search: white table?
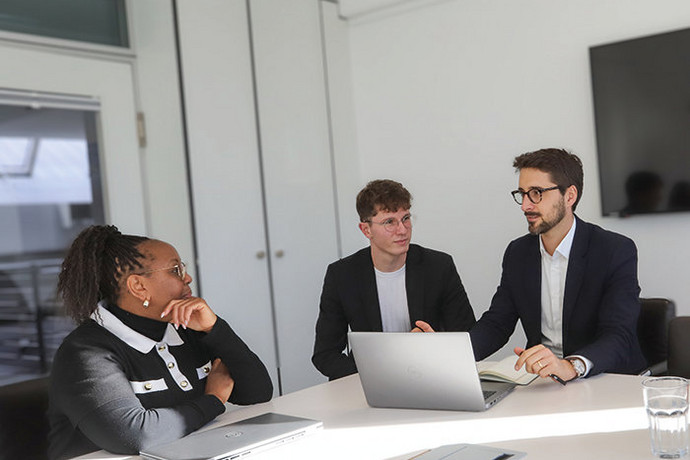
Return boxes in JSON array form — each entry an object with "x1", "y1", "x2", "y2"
[
  {"x1": 489, "y1": 429, "x2": 656, "y2": 460},
  {"x1": 76, "y1": 373, "x2": 657, "y2": 460}
]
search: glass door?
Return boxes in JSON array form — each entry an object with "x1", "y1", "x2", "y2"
[
  {"x1": 0, "y1": 101, "x2": 104, "y2": 378},
  {"x1": 0, "y1": 43, "x2": 146, "y2": 385}
]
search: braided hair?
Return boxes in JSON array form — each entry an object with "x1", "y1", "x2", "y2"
[{"x1": 57, "y1": 225, "x2": 149, "y2": 324}]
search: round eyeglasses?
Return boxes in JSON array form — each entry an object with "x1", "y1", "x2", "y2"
[
  {"x1": 511, "y1": 186, "x2": 561, "y2": 205},
  {"x1": 366, "y1": 214, "x2": 413, "y2": 233},
  {"x1": 135, "y1": 262, "x2": 187, "y2": 280}
]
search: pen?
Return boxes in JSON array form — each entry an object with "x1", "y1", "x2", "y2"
[
  {"x1": 549, "y1": 374, "x2": 567, "y2": 385},
  {"x1": 517, "y1": 350, "x2": 566, "y2": 385}
]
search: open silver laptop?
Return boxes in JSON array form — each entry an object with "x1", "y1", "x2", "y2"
[
  {"x1": 348, "y1": 332, "x2": 515, "y2": 411},
  {"x1": 140, "y1": 412, "x2": 322, "y2": 460}
]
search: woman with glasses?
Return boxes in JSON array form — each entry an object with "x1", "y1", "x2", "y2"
[{"x1": 47, "y1": 225, "x2": 273, "y2": 460}]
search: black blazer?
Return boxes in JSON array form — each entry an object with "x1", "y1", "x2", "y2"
[
  {"x1": 470, "y1": 217, "x2": 646, "y2": 376},
  {"x1": 312, "y1": 244, "x2": 476, "y2": 380}
]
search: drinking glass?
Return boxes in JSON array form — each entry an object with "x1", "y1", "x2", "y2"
[{"x1": 643, "y1": 377, "x2": 690, "y2": 458}]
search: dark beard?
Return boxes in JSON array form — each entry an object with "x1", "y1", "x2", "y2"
[{"x1": 527, "y1": 199, "x2": 566, "y2": 235}]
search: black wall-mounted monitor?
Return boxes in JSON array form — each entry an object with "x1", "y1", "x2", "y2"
[{"x1": 590, "y1": 27, "x2": 690, "y2": 217}]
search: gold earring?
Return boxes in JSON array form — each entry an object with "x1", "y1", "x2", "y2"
[{"x1": 143, "y1": 299, "x2": 150, "y2": 308}]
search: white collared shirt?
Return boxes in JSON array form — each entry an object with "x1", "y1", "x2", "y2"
[
  {"x1": 539, "y1": 219, "x2": 593, "y2": 376},
  {"x1": 539, "y1": 220, "x2": 576, "y2": 357}
]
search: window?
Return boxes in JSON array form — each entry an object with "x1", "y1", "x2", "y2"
[
  {"x1": 0, "y1": 0, "x2": 128, "y2": 48},
  {"x1": 0, "y1": 91, "x2": 104, "y2": 384}
]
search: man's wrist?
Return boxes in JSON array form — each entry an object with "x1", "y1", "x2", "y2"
[{"x1": 566, "y1": 357, "x2": 586, "y2": 379}]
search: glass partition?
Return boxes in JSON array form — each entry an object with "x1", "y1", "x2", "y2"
[{"x1": 0, "y1": 100, "x2": 104, "y2": 384}]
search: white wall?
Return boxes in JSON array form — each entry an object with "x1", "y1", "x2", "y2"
[
  {"x1": 322, "y1": 1, "x2": 363, "y2": 253},
  {"x1": 129, "y1": 1, "x2": 196, "y2": 275},
  {"x1": 341, "y1": 0, "x2": 690, "y2": 357}
]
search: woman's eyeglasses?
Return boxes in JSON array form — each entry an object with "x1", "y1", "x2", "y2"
[{"x1": 135, "y1": 262, "x2": 187, "y2": 280}]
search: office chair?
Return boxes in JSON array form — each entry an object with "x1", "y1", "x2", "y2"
[
  {"x1": 668, "y1": 317, "x2": 690, "y2": 379},
  {"x1": 637, "y1": 297, "x2": 676, "y2": 376},
  {"x1": 0, "y1": 376, "x2": 50, "y2": 460}
]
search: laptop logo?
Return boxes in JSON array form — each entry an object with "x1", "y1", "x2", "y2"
[
  {"x1": 224, "y1": 431, "x2": 244, "y2": 438},
  {"x1": 406, "y1": 365, "x2": 423, "y2": 379}
]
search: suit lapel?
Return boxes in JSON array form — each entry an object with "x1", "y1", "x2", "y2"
[
  {"x1": 523, "y1": 237, "x2": 542, "y2": 343},
  {"x1": 405, "y1": 245, "x2": 424, "y2": 327},
  {"x1": 358, "y1": 248, "x2": 383, "y2": 331},
  {"x1": 562, "y1": 217, "x2": 588, "y2": 345}
]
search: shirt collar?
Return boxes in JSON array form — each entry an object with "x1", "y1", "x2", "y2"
[
  {"x1": 91, "y1": 301, "x2": 185, "y2": 354},
  {"x1": 539, "y1": 217, "x2": 577, "y2": 259}
]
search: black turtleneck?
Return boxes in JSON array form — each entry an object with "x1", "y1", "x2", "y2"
[{"x1": 105, "y1": 303, "x2": 168, "y2": 342}]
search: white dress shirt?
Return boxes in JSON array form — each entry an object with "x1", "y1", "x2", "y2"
[{"x1": 539, "y1": 219, "x2": 593, "y2": 376}]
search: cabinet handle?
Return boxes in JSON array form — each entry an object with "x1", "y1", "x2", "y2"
[
  {"x1": 256, "y1": 251, "x2": 266, "y2": 259},
  {"x1": 275, "y1": 250, "x2": 284, "y2": 258}
]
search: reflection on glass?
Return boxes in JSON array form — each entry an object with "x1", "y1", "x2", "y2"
[
  {"x1": 620, "y1": 171, "x2": 664, "y2": 217},
  {"x1": 0, "y1": 105, "x2": 104, "y2": 384},
  {"x1": 590, "y1": 27, "x2": 690, "y2": 217},
  {"x1": 669, "y1": 181, "x2": 690, "y2": 212}
]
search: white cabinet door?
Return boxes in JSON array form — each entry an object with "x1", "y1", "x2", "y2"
[
  {"x1": 0, "y1": 43, "x2": 146, "y2": 234},
  {"x1": 250, "y1": 0, "x2": 337, "y2": 393},
  {"x1": 175, "y1": 0, "x2": 280, "y2": 392},
  {"x1": 178, "y1": 0, "x2": 338, "y2": 394}
]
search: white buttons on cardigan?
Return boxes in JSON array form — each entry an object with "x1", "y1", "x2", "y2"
[
  {"x1": 196, "y1": 361, "x2": 213, "y2": 380},
  {"x1": 154, "y1": 341, "x2": 192, "y2": 391},
  {"x1": 130, "y1": 379, "x2": 167, "y2": 394}
]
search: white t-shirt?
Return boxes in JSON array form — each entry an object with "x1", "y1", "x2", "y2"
[{"x1": 375, "y1": 265, "x2": 410, "y2": 332}]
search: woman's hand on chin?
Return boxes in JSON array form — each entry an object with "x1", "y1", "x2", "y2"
[{"x1": 160, "y1": 297, "x2": 217, "y2": 332}]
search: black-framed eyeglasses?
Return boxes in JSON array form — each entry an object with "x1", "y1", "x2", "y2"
[
  {"x1": 135, "y1": 262, "x2": 187, "y2": 280},
  {"x1": 366, "y1": 214, "x2": 413, "y2": 233},
  {"x1": 511, "y1": 186, "x2": 561, "y2": 205}
]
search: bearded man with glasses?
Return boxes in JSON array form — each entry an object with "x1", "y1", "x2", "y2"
[
  {"x1": 470, "y1": 148, "x2": 646, "y2": 384},
  {"x1": 312, "y1": 179, "x2": 476, "y2": 380}
]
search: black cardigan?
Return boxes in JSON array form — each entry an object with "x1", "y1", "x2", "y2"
[{"x1": 48, "y1": 304, "x2": 272, "y2": 460}]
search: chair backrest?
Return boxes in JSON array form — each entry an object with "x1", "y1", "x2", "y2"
[
  {"x1": 0, "y1": 376, "x2": 50, "y2": 460},
  {"x1": 668, "y1": 317, "x2": 690, "y2": 379},
  {"x1": 637, "y1": 298, "x2": 676, "y2": 367}
]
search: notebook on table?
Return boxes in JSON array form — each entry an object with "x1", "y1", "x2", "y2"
[
  {"x1": 477, "y1": 355, "x2": 539, "y2": 386},
  {"x1": 140, "y1": 412, "x2": 322, "y2": 460},
  {"x1": 348, "y1": 332, "x2": 516, "y2": 411}
]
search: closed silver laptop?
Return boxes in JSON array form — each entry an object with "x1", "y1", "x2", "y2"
[
  {"x1": 140, "y1": 412, "x2": 322, "y2": 460},
  {"x1": 348, "y1": 332, "x2": 515, "y2": 411},
  {"x1": 414, "y1": 443, "x2": 526, "y2": 460}
]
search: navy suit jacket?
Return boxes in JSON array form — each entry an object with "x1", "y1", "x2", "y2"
[
  {"x1": 470, "y1": 217, "x2": 646, "y2": 376},
  {"x1": 312, "y1": 244, "x2": 476, "y2": 380}
]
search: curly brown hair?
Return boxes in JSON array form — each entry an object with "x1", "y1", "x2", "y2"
[
  {"x1": 57, "y1": 225, "x2": 149, "y2": 324},
  {"x1": 356, "y1": 179, "x2": 412, "y2": 222}
]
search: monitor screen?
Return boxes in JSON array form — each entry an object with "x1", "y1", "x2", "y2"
[{"x1": 590, "y1": 27, "x2": 690, "y2": 217}]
